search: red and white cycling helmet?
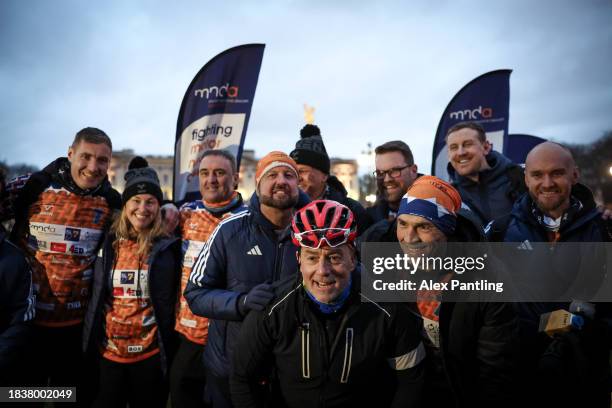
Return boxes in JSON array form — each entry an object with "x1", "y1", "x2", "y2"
[{"x1": 291, "y1": 200, "x2": 357, "y2": 248}]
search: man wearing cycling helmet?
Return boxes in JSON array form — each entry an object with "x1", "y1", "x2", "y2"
[{"x1": 230, "y1": 200, "x2": 425, "y2": 408}]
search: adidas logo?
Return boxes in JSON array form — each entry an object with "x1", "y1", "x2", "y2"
[
  {"x1": 517, "y1": 240, "x2": 533, "y2": 250},
  {"x1": 247, "y1": 245, "x2": 263, "y2": 256}
]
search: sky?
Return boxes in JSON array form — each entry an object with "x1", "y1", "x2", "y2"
[{"x1": 1, "y1": 0, "x2": 611, "y2": 174}]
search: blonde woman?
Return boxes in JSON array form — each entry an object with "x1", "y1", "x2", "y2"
[{"x1": 83, "y1": 158, "x2": 180, "y2": 408}]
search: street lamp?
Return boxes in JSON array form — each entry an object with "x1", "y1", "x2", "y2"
[
  {"x1": 609, "y1": 165, "x2": 612, "y2": 177},
  {"x1": 358, "y1": 142, "x2": 376, "y2": 205}
]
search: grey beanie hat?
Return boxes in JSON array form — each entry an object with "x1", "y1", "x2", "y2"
[{"x1": 122, "y1": 156, "x2": 163, "y2": 205}]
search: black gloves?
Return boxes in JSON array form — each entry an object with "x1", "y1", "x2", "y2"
[{"x1": 237, "y1": 283, "x2": 275, "y2": 316}]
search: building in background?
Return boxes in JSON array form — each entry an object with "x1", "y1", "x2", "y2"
[
  {"x1": 108, "y1": 149, "x2": 173, "y2": 199},
  {"x1": 237, "y1": 149, "x2": 257, "y2": 200},
  {"x1": 330, "y1": 158, "x2": 359, "y2": 200},
  {"x1": 107, "y1": 149, "x2": 134, "y2": 194}
]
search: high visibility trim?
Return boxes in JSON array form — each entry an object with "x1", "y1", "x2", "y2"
[
  {"x1": 268, "y1": 283, "x2": 302, "y2": 316},
  {"x1": 388, "y1": 342, "x2": 426, "y2": 370},
  {"x1": 340, "y1": 328, "x2": 354, "y2": 383},
  {"x1": 301, "y1": 322, "x2": 310, "y2": 379}
]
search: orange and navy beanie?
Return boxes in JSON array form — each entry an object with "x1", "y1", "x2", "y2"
[{"x1": 398, "y1": 175, "x2": 462, "y2": 235}]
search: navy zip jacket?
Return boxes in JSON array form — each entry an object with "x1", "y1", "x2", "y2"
[
  {"x1": 487, "y1": 184, "x2": 610, "y2": 326},
  {"x1": 185, "y1": 192, "x2": 309, "y2": 378},
  {"x1": 448, "y1": 150, "x2": 525, "y2": 226},
  {"x1": 82, "y1": 234, "x2": 181, "y2": 375},
  {"x1": 487, "y1": 183, "x2": 611, "y2": 407}
]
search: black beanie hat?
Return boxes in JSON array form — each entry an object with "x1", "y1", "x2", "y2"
[
  {"x1": 122, "y1": 156, "x2": 163, "y2": 205},
  {"x1": 290, "y1": 124, "x2": 330, "y2": 174}
]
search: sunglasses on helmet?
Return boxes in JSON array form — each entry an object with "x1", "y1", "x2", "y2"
[{"x1": 293, "y1": 228, "x2": 353, "y2": 249}]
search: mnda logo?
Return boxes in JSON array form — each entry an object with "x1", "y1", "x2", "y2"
[
  {"x1": 194, "y1": 83, "x2": 239, "y2": 99},
  {"x1": 30, "y1": 224, "x2": 56, "y2": 234},
  {"x1": 449, "y1": 106, "x2": 493, "y2": 121}
]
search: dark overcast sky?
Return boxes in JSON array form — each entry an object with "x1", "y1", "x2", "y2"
[{"x1": 1, "y1": 0, "x2": 611, "y2": 171}]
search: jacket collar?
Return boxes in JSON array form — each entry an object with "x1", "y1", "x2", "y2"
[{"x1": 201, "y1": 192, "x2": 244, "y2": 216}]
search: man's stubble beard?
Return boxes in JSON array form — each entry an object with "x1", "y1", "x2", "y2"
[{"x1": 259, "y1": 191, "x2": 299, "y2": 210}]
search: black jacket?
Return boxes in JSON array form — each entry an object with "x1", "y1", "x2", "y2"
[
  {"x1": 436, "y1": 210, "x2": 518, "y2": 408},
  {"x1": 82, "y1": 234, "x2": 181, "y2": 375},
  {"x1": 364, "y1": 210, "x2": 517, "y2": 407},
  {"x1": 230, "y1": 272, "x2": 425, "y2": 408},
  {"x1": 324, "y1": 176, "x2": 372, "y2": 235},
  {"x1": 358, "y1": 218, "x2": 396, "y2": 247},
  {"x1": 366, "y1": 198, "x2": 396, "y2": 225},
  {"x1": 0, "y1": 228, "x2": 35, "y2": 381},
  {"x1": 412, "y1": 299, "x2": 518, "y2": 408}
]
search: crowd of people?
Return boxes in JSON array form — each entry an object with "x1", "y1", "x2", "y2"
[{"x1": 0, "y1": 122, "x2": 610, "y2": 408}]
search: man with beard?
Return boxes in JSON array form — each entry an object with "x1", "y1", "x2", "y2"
[
  {"x1": 290, "y1": 124, "x2": 372, "y2": 235},
  {"x1": 367, "y1": 141, "x2": 419, "y2": 223},
  {"x1": 185, "y1": 151, "x2": 308, "y2": 408},
  {"x1": 486, "y1": 142, "x2": 612, "y2": 407},
  {"x1": 170, "y1": 150, "x2": 247, "y2": 408},
  {"x1": 446, "y1": 122, "x2": 526, "y2": 226}
]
